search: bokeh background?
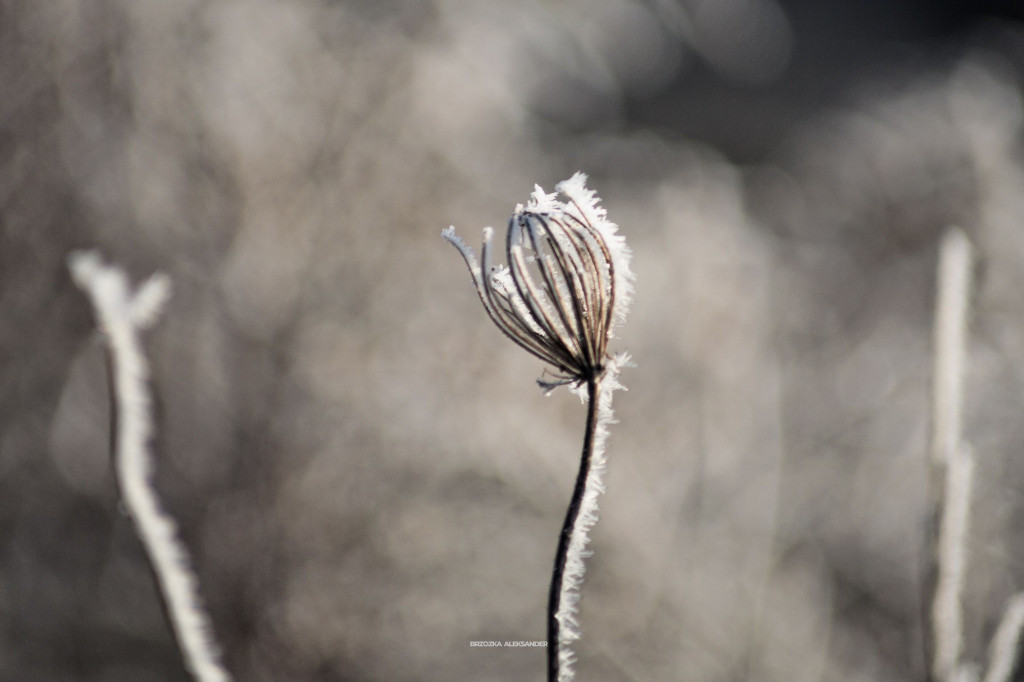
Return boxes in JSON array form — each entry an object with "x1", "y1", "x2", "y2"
[{"x1": 5, "y1": 1, "x2": 1024, "y2": 680}]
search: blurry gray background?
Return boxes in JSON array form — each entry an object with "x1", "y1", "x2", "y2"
[{"x1": 5, "y1": 1, "x2": 1024, "y2": 680}]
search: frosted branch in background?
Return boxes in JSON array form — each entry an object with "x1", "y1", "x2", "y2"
[
  {"x1": 69, "y1": 252, "x2": 232, "y2": 682},
  {"x1": 934, "y1": 444, "x2": 975, "y2": 682},
  {"x1": 929, "y1": 228, "x2": 974, "y2": 682},
  {"x1": 929, "y1": 228, "x2": 973, "y2": 682},
  {"x1": 927, "y1": 228, "x2": 1024, "y2": 682},
  {"x1": 982, "y1": 593, "x2": 1024, "y2": 682},
  {"x1": 931, "y1": 228, "x2": 972, "y2": 467}
]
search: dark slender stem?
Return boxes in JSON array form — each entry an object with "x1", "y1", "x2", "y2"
[{"x1": 548, "y1": 374, "x2": 601, "y2": 682}]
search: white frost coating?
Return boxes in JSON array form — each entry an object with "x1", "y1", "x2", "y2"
[
  {"x1": 443, "y1": 173, "x2": 634, "y2": 385},
  {"x1": 130, "y1": 273, "x2": 173, "y2": 330},
  {"x1": 555, "y1": 172, "x2": 634, "y2": 333},
  {"x1": 932, "y1": 228, "x2": 972, "y2": 466},
  {"x1": 982, "y1": 593, "x2": 1024, "y2": 682},
  {"x1": 934, "y1": 445, "x2": 975, "y2": 682},
  {"x1": 69, "y1": 251, "x2": 231, "y2": 682},
  {"x1": 555, "y1": 355, "x2": 629, "y2": 682},
  {"x1": 929, "y1": 230, "x2": 1024, "y2": 682},
  {"x1": 929, "y1": 228, "x2": 975, "y2": 682}
]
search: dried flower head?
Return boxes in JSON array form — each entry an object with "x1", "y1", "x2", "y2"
[
  {"x1": 443, "y1": 172, "x2": 633, "y2": 390},
  {"x1": 444, "y1": 173, "x2": 633, "y2": 681}
]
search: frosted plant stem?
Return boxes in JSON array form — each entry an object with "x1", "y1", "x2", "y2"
[
  {"x1": 548, "y1": 369, "x2": 619, "y2": 682},
  {"x1": 982, "y1": 593, "x2": 1024, "y2": 682},
  {"x1": 548, "y1": 375, "x2": 599, "y2": 681},
  {"x1": 932, "y1": 228, "x2": 972, "y2": 469},
  {"x1": 925, "y1": 230, "x2": 1024, "y2": 682},
  {"x1": 928, "y1": 228, "x2": 974, "y2": 682},
  {"x1": 934, "y1": 445, "x2": 975, "y2": 682},
  {"x1": 444, "y1": 173, "x2": 632, "y2": 682},
  {"x1": 69, "y1": 251, "x2": 231, "y2": 682}
]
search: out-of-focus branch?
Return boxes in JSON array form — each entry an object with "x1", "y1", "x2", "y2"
[
  {"x1": 929, "y1": 228, "x2": 974, "y2": 682},
  {"x1": 933, "y1": 444, "x2": 975, "y2": 682},
  {"x1": 931, "y1": 229, "x2": 972, "y2": 469},
  {"x1": 69, "y1": 251, "x2": 231, "y2": 682},
  {"x1": 981, "y1": 593, "x2": 1024, "y2": 682}
]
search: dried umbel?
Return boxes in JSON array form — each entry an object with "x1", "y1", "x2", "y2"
[
  {"x1": 443, "y1": 172, "x2": 632, "y2": 390},
  {"x1": 444, "y1": 173, "x2": 632, "y2": 682}
]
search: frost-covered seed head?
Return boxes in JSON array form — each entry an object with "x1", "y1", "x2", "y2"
[{"x1": 443, "y1": 173, "x2": 633, "y2": 389}]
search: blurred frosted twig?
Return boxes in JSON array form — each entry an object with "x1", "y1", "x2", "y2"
[
  {"x1": 929, "y1": 228, "x2": 974, "y2": 682},
  {"x1": 981, "y1": 593, "x2": 1024, "y2": 682},
  {"x1": 69, "y1": 252, "x2": 232, "y2": 682},
  {"x1": 931, "y1": 228, "x2": 972, "y2": 469},
  {"x1": 444, "y1": 173, "x2": 632, "y2": 682},
  {"x1": 925, "y1": 227, "x2": 1024, "y2": 682},
  {"x1": 933, "y1": 444, "x2": 975, "y2": 682}
]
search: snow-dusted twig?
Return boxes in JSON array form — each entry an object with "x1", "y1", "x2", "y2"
[
  {"x1": 932, "y1": 228, "x2": 972, "y2": 469},
  {"x1": 444, "y1": 173, "x2": 633, "y2": 682},
  {"x1": 981, "y1": 593, "x2": 1024, "y2": 682},
  {"x1": 929, "y1": 228, "x2": 974, "y2": 682},
  {"x1": 933, "y1": 443, "x2": 975, "y2": 682},
  {"x1": 69, "y1": 251, "x2": 231, "y2": 682},
  {"x1": 925, "y1": 228, "x2": 1024, "y2": 682}
]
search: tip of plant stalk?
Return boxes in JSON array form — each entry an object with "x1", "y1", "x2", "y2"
[
  {"x1": 131, "y1": 273, "x2": 172, "y2": 329},
  {"x1": 68, "y1": 251, "x2": 172, "y2": 331}
]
